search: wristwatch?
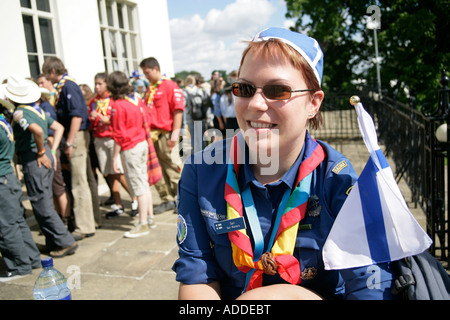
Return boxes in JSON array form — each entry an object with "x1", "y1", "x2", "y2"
[{"x1": 65, "y1": 142, "x2": 73, "y2": 148}]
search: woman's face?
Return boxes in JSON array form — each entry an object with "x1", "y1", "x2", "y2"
[
  {"x1": 95, "y1": 78, "x2": 108, "y2": 97},
  {"x1": 235, "y1": 49, "x2": 322, "y2": 163}
]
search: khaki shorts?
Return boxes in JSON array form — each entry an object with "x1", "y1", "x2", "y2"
[
  {"x1": 121, "y1": 140, "x2": 149, "y2": 197},
  {"x1": 94, "y1": 137, "x2": 123, "y2": 175}
]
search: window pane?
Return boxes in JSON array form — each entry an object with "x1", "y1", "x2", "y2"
[
  {"x1": 106, "y1": 0, "x2": 114, "y2": 27},
  {"x1": 97, "y1": 0, "x2": 103, "y2": 25},
  {"x1": 22, "y1": 15, "x2": 37, "y2": 53},
  {"x1": 123, "y1": 64, "x2": 130, "y2": 78},
  {"x1": 28, "y1": 54, "x2": 40, "y2": 79},
  {"x1": 117, "y1": 3, "x2": 124, "y2": 29},
  {"x1": 127, "y1": 5, "x2": 134, "y2": 31},
  {"x1": 39, "y1": 18, "x2": 56, "y2": 54},
  {"x1": 36, "y1": 0, "x2": 51, "y2": 12},
  {"x1": 100, "y1": 30, "x2": 106, "y2": 57},
  {"x1": 130, "y1": 34, "x2": 137, "y2": 59},
  {"x1": 121, "y1": 33, "x2": 128, "y2": 58},
  {"x1": 112, "y1": 59, "x2": 119, "y2": 71},
  {"x1": 20, "y1": 0, "x2": 32, "y2": 9},
  {"x1": 109, "y1": 31, "x2": 117, "y2": 58}
]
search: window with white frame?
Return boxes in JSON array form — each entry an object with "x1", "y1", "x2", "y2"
[
  {"x1": 97, "y1": 0, "x2": 141, "y2": 76},
  {"x1": 20, "y1": 0, "x2": 57, "y2": 79}
]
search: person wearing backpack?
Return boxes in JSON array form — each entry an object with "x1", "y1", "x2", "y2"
[{"x1": 183, "y1": 75, "x2": 208, "y2": 153}]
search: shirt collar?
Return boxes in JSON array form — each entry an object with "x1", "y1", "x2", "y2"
[{"x1": 239, "y1": 136, "x2": 308, "y2": 191}]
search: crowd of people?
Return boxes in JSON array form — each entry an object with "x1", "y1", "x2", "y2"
[{"x1": 0, "y1": 54, "x2": 230, "y2": 278}]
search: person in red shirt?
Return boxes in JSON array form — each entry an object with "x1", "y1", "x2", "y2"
[
  {"x1": 140, "y1": 57, "x2": 185, "y2": 214},
  {"x1": 107, "y1": 71, "x2": 154, "y2": 238},
  {"x1": 88, "y1": 73, "x2": 137, "y2": 219}
]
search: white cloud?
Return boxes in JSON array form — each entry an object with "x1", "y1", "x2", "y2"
[
  {"x1": 204, "y1": 0, "x2": 275, "y2": 37},
  {"x1": 169, "y1": 0, "x2": 277, "y2": 79}
]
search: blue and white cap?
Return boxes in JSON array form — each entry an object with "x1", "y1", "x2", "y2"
[{"x1": 252, "y1": 27, "x2": 324, "y2": 85}]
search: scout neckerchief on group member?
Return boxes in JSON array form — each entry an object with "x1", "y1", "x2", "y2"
[
  {"x1": 143, "y1": 76, "x2": 168, "y2": 142},
  {"x1": 124, "y1": 93, "x2": 162, "y2": 186},
  {"x1": 0, "y1": 114, "x2": 14, "y2": 141},
  {"x1": 143, "y1": 77, "x2": 167, "y2": 107},
  {"x1": 91, "y1": 93, "x2": 111, "y2": 130},
  {"x1": 224, "y1": 132, "x2": 325, "y2": 292},
  {"x1": 54, "y1": 73, "x2": 77, "y2": 107},
  {"x1": 94, "y1": 92, "x2": 111, "y2": 116},
  {"x1": 21, "y1": 103, "x2": 46, "y2": 121}
]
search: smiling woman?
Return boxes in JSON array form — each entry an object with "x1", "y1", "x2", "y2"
[{"x1": 172, "y1": 27, "x2": 397, "y2": 300}]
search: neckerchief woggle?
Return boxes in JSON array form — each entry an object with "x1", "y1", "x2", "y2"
[{"x1": 224, "y1": 132, "x2": 325, "y2": 292}]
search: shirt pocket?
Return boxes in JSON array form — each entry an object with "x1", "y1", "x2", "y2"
[{"x1": 295, "y1": 236, "x2": 321, "y2": 282}]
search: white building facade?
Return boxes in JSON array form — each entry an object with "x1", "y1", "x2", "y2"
[{"x1": 0, "y1": 0, "x2": 175, "y2": 86}]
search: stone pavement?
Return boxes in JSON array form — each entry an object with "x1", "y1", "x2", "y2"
[{"x1": 0, "y1": 139, "x2": 426, "y2": 300}]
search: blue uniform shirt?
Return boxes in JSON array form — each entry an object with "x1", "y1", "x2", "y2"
[
  {"x1": 56, "y1": 77, "x2": 90, "y2": 135},
  {"x1": 173, "y1": 133, "x2": 395, "y2": 300},
  {"x1": 40, "y1": 101, "x2": 57, "y2": 136}
]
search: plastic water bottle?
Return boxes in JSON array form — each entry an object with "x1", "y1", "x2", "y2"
[{"x1": 33, "y1": 257, "x2": 71, "y2": 300}]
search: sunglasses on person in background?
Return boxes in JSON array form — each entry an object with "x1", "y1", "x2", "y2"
[{"x1": 232, "y1": 82, "x2": 314, "y2": 100}]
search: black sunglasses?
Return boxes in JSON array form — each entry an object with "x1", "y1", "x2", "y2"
[{"x1": 232, "y1": 82, "x2": 313, "y2": 100}]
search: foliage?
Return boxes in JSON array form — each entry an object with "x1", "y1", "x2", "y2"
[
  {"x1": 174, "y1": 70, "x2": 202, "y2": 82},
  {"x1": 175, "y1": 69, "x2": 229, "y2": 83},
  {"x1": 285, "y1": 0, "x2": 450, "y2": 105}
]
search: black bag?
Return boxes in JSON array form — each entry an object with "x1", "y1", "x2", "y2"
[
  {"x1": 391, "y1": 250, "x2": 450, "y2": 300},
  {"x1": 186, "y1": 90, "x2": 212, "y2": 121}
]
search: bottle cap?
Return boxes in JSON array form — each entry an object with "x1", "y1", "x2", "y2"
[{"x1": 41, "y1": 257, "x2": 54, "y2": 268}]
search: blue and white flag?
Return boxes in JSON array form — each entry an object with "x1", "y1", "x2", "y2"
[{"x1": 323, "y1": 98, "x2": 432, "y2": 270}]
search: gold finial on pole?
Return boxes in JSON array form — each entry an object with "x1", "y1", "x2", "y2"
[{"x1": 350, "y1": 96, "x2": 360, "y2": 106}]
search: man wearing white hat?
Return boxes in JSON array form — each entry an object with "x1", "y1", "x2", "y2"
[
  {"x1": 4, "y1": 75, "x2": 78, "y2": 258},
  {"x1": 0, "y1": 87, "x2": 42, "y2": 279}
]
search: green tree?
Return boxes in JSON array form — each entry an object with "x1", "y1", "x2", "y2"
[
  {"x1": 285, "y1": 0, "x2": 449, "y2": 104},
  {"x1": 174, "y1": 70, "x2": 202, "y2": 82}
]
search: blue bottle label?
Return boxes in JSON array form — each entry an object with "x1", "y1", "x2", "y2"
[{"x1": 60, "y1": 293, "x2": 72, "y2": 300}]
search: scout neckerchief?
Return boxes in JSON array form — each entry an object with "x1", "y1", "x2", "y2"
[
  {"x1": 224, "y1": 132, "x2": 325, "y2": 292},
  {"x1": 21, "y1": 103, "x2": 46, "y2": 121},
  {"x1": 94, "y1": 92, "x2": 111, "y2": 116},
  {"x1": 143, "y1": 77, "x2": 167, "y2": 107},
  {"x1": 91, "y1": 93, "x2": 112, "y2": 132},
  {"x1": 54, "y1": 73, "x2": 77, "y2": 106},
  {"x1": 0, "y1": 114, "x2": 14, "y2": 141},
  {"x1": 124, "y1": 92, "x2": 139, "y2": 106}
]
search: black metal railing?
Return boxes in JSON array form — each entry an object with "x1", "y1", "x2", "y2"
[{"x1": 310, "y1": 94, "x2": 363, "y2": 141}]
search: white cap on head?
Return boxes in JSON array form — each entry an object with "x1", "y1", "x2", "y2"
[{"x1": 252, "y1": 27, "x2": 324, "y2": 85}]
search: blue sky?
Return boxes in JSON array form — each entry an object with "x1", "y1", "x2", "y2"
[{"x1": 166, "y1": 0, "x2": 295, "y2": 79}]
